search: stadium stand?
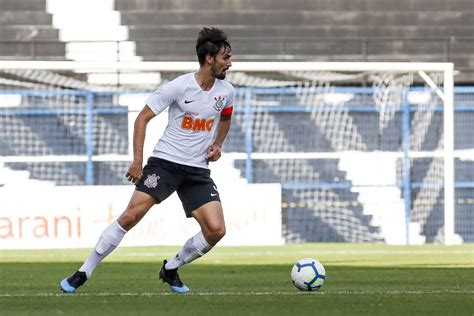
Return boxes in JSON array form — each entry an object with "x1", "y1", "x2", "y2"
[
  {"x1": 0, "y1": 0, "x2": 473, "y2": 81},
  {"x1": 0, "y1": 0, "x2": 65, "y2": 60},
  {"x1": 115, "y1": 0, "x2": 474, "y2": 83}
]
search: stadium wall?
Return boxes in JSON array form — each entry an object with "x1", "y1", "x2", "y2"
[{"x1": 0, "y1": 182, "x2": 283, "y2": 249}]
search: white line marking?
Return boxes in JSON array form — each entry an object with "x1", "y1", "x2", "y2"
[
  {"x1": 1, "y1": 290, "x2": 473, "y2": 298},
  {"x1": 118, "y1": 249, "x2": 474, "y2": 258}
]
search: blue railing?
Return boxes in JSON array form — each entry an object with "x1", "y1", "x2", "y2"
[{"x1": 1, "y1": 87, "x2": 474, "y2": 188}]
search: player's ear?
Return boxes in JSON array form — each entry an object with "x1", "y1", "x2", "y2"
[{"x1": 205, "y1": 54, "x2": 214, "y2": 65}]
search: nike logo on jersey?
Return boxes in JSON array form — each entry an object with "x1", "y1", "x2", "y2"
[
  {"x1": 184, "y1": 99, "x2": 196, "y2": 104},
  {"x1": 211, "y1": 193, "x2": 218, "y2": 197}
]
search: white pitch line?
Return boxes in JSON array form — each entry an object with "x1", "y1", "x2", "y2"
[
  {"x1": 0, "y1": 290, "x2": 473, "y2": 298},
  {"x1": 118, "y1": 249, "x2": 474, "y2": 258}
]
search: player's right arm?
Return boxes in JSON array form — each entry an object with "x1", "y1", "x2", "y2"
[
  {"x1": 125, "y1": 105, "x2": 156, "y2": 183},
  {"x1": 126, "y1": 78, "x2": 178, "y2": 183}
]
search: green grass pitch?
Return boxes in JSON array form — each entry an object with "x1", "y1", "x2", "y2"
[{"x1": 0, "y1": 244, "x2": 473, "y2": 315}]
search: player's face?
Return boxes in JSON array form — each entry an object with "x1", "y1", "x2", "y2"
[{"x1": 211, "y1": 47, "x2": 232, "y2": 80}]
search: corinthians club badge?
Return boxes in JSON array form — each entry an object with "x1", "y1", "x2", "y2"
[
  {"x1": 144, "y1": 173, "x2": 160, "y2": 188},
  {"x1": 213, "y1": 96, "x2": 226, "y2": 111}
]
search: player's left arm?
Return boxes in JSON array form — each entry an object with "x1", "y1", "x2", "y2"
[{"x1": 206, "y1": 107, "x2": 233, "y2": 162}]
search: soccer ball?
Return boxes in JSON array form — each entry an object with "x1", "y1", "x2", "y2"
[{"x1": 291, "y1": 258, "x2": 326, "y2": 291}]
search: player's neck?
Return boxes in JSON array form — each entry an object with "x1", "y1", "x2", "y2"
[{"x1": 194, "y1": 69, "x2": 215, "y2": 91}]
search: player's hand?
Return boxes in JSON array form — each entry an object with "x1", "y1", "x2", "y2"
[
  {"x1": 125, "y1": 161, "x2": 143, "y2": 184},
  {"x1": 206, "y1": 143, "x2": 222, "y2": 162}
]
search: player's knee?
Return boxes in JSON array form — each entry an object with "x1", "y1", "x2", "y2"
[
  {"x1": 206, "y1": 225, "x2": 226, "y2": 245},
  {"x1": 213, "y1": 226, "x2": 226, "y2": 241},
  {"x1": 117, "y1": 212, "x2": 139, "y2": 230}
]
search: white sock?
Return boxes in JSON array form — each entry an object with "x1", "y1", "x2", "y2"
[
  {"x1": 165, "y1": 231, "x2": 212, "y2": 270},
  {"x1": 79, "y1": 221, "x2": 127, "y2": 278}
]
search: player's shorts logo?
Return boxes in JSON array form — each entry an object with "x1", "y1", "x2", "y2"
[
  {"x1": 211, "y1": 185, "x2": 219, "y2": 196},
  {"x1": 144, "y1": 174, "x2": 160, "y2": 188},
  {"x1": 214, "y1": 96, "x2": 226, "y2": 111}
]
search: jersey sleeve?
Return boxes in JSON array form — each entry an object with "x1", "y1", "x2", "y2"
[
  {"x1": 145, "y1": 81, "x2": 179, "y2": 115},
  {"x1": 221, "y1": 85, "x2": 235, "y2": 116}
]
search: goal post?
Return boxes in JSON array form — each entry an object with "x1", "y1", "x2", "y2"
[
  {"x1": 442, "y1": 65, "x2": 455, "y2": 246},
  {"x1": 0, "y1": 61, "x2": 460, "y2": 245}
]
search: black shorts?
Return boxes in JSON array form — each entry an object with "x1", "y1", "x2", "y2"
[{"x1": 136, "y1": 157, "x2": 220, "y2": 217}]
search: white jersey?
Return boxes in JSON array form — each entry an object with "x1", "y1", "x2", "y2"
[{"x1": 145, "y1": 72, "x2": 234, "y2": 169}]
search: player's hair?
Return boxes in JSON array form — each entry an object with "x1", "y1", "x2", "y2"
[{"x1": 196, "y1": 27, "x2": 232, "y2": 66}]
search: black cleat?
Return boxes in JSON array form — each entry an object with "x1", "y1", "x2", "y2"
[
  {"x1": 159, "y1": 260, "x2": 189, "y2": 293},
  {"x1": 60, "y1": 271, "x2": 87, "y2": 293}
]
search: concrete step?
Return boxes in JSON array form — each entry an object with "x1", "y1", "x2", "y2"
[
  {"x1": 135, "y1": 41, "x2": 474, "y2": 59},
  {"x1": 133, "y1": 38, "x2": 472, "y2": 57},
  {"x1": 115, "y1": 0, "x2": 474, "y2": 11},
  {"x1": 135, "y1": 40, "x2": 364, "y2": 56},
  {"x1": 0, "y1": 11, "x2": 52, "y2": 25},
  {"x1": 46, "y1": 0, "x2": 129, "y2": 42},
  {"x1": 58, "y1": 26, "x2": 128, "y2": 41},
  {"x1": 0, "y1": 26, "x2": 60, "y2": 41},
  {"x1": 130, "y1": 36, "x2": 468, "y2": 51},
  {"x1": 64, "y1": 41, "x2": 141, "y2": 62},
  {"x1": 449, "y1": 41, "x2": 474, "y2": 55},
  {"x1": 120, "y1": 10, "x2": 474, "y2": 27},
  {"x1": 0, "y1": 0, "x2": 46, "y2": 11},
  {"x1": 127, "y1": 25, "x2": 474, "y2": 39},
  {"x1": 366, "y1": 40, "x2": 472, "y2": 55},
  {"x1": 0, "y1": 42, "x2": 65, "y2": 57}
]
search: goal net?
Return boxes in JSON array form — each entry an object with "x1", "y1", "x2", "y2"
[{"x1": 0, "y1": 61, "x2": 469, "y2": 245}]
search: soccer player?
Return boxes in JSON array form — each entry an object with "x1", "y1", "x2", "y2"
[{"x1": 60, "y1": 27, "x2": 234, "y2": 294}]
